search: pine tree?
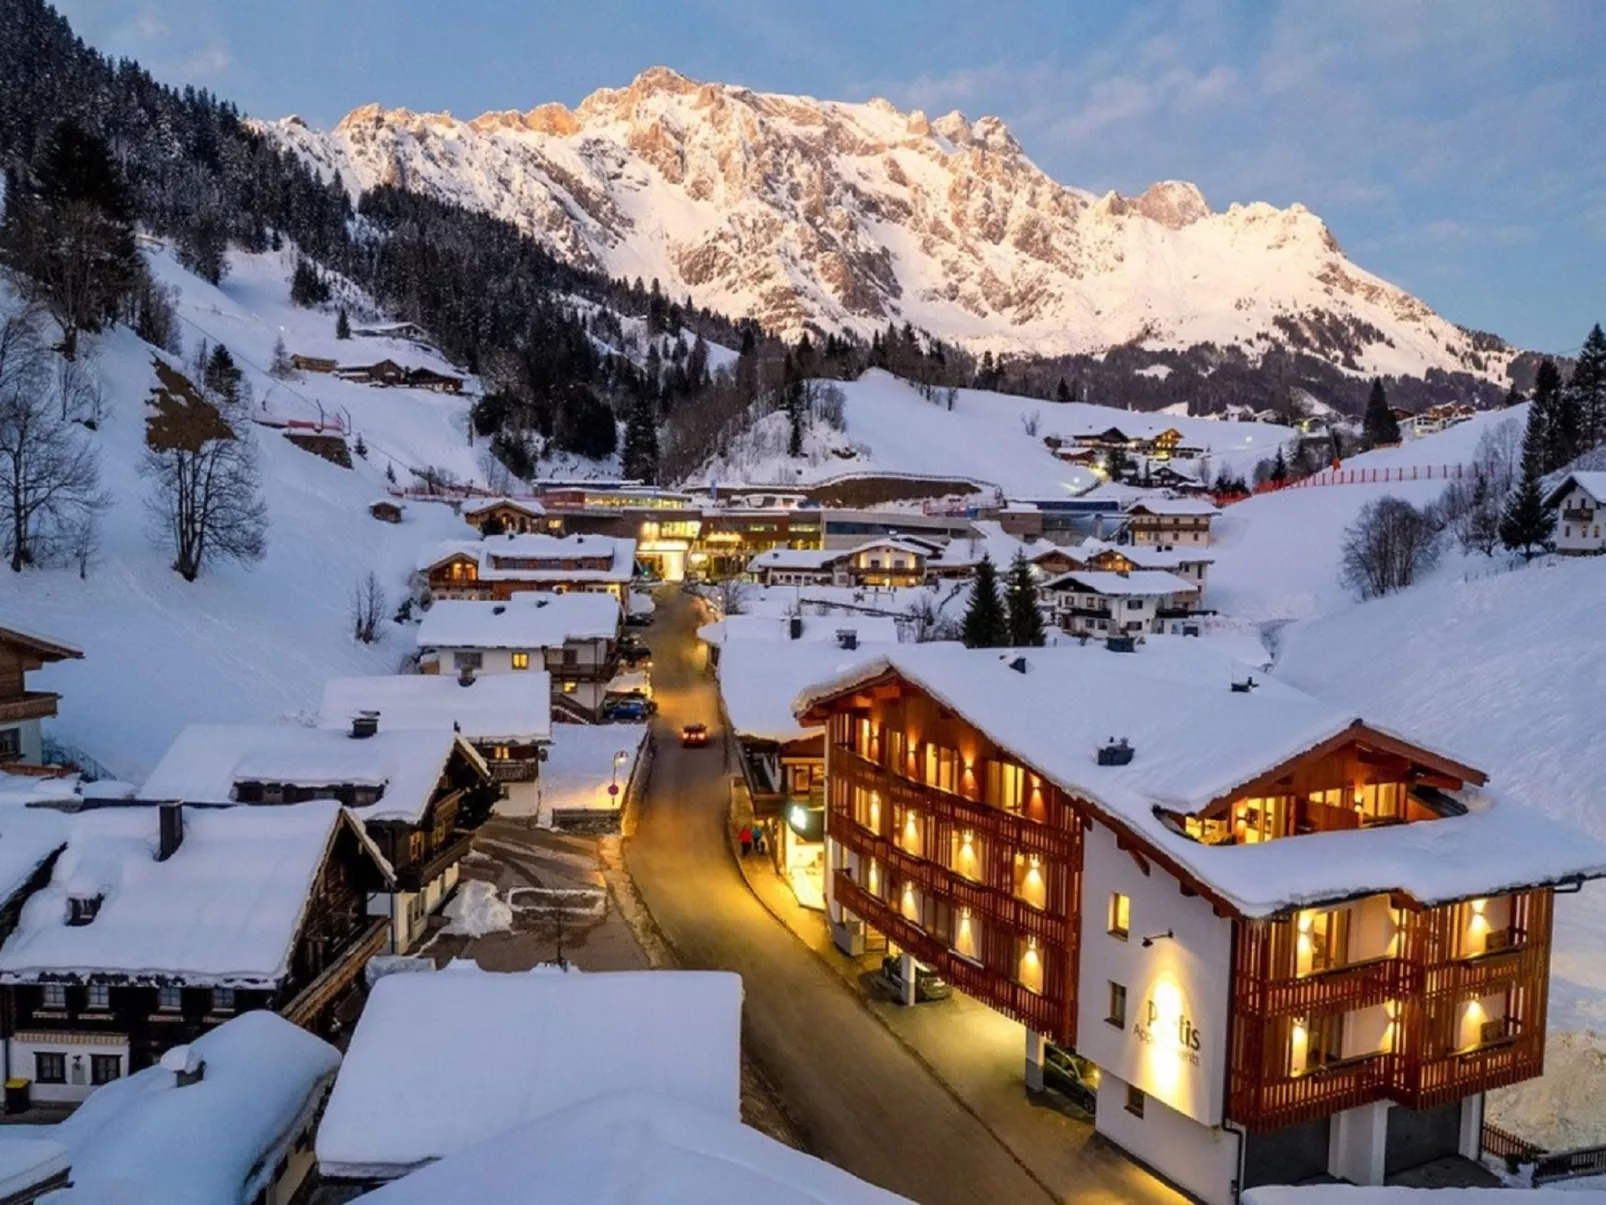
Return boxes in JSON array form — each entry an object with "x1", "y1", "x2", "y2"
[
  {"x1": 385, "y1": 462, "x2": 397, "y2": 485},
  {"x1": 1500, "y1": 407, "x2": 1556, "y2": 560},
  {"x1": 1567, "y1": 324, "x2": 1606, "y2": 454},
  {"x1": 1005, "y1": 552, "x2": 1046, "y2": 647},
  {"x1": 1531, "y1": 359, "x2": 1565, "y2": 472},
  {"x1": 1270, "y1": 447, "x2": 1288, "y2": 484},
  {"x1": 961, "y1": 556, "x2": 1009, "y2": 648},
  {"x1": 353, "y1": 433, "x2": 368, "y2": 459},
  {"x1": 1362, "y1": 378, "x2": 1400, "y2": 447},
  {"x1": 783, "y1": 353, "x2": 805, "y2": 457},
  {"x1": 1105, "y1": 443, "x2": 1132, "y2": 482},
  {"x1": 621, "y1": 392, "x2": 659, "y2": 483},
  {"x1": 336, "y1": 308, "x2": 351, "y2": 340},
  {"x1": 203, "y1": 344, "x2": 243, "y2": 407},
  {"x1": 1055, "y1": 377, "x2": 1072, "y2": 403},
  {"x1": 268, "y1": 335, "x2": 294, "y2": 379}
]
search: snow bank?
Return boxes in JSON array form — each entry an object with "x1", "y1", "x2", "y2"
[
  {"x1": 442, "y1": 879, "x2": 513, "y2": 937},
  {"x1": 315, "y1": 966, "x2": 743, "y2": 1179},
  {"x1": 354, "y1": 1090, "x2": 914, "y2": 1205}
]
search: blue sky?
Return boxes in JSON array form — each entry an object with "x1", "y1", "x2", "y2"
[{"x1": 58, "y1": 0, "x2": 1605, "y2": 354}]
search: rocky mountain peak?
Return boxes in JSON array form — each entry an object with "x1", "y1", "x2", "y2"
[{"x1": 264, "y1": 71, "x2": 1510, "y2": 382}]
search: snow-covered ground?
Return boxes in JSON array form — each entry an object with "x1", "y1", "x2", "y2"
[
  {"x1": 1209, "y1": 408, "x2": 1525, "y2": 621},
  {"x1": 697, "y1": 369, "x2": 1293, "y2": 495}
]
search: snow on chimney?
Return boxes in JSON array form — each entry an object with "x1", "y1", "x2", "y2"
[
  {"x1": 351, "y1": 711, "x2": 380, "y2": 739},
  {"x1": 157, "y1": 800, "x2": 183, "y2": 861}
]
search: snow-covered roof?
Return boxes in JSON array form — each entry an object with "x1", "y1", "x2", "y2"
[
  {"x1": 791, "y1": 641, "x2": 1606, "y2": 917},
  {"x1": 418, "y1": 534, "x2": 637, "y2": 582},
  {"x1": 315, "y1": 965, "x2": 743, "y2": 1180},
  {"x1": 628, "y1": 590, "x2": 656, "y2": 616},
  {"x1": 0, "y1": 1011, "x2": 339, "y2": 1205},
  {"x1": 1075, "y1": 538, "x2": 1215, "y2": 569},
  {"x1": 1123, "y1": 495, "x2": 1220, "y2": 517},
  {"x1": 1544, "y1": 470, "x2": 1606, "y2": 508},
  {"x1": 0, "y1": 623, "x2": 83, "y2": 661},
  {"x1": 928, "y1": 520, "x2": 1035, "y2": 570},
  {"x1": 351, "y1": 1091, "x2": 914, "y2": 1205},
  {"x1": 0, "y1": 808, "x2": 70, "y2": 914},
  {"x1": 462, "y1": 495, "x2": 545, "y2": 517},
  {"x1": 141, "y1": 724, "x2": 485, "y2": 824},
  {"x1": 747, "y1": 547, "x2": 840, "y2": 573},
  {"x1": 319, "y1": 674, "x2": 552, "y2": 745},
  {"x1": 1041, "y1": 569, "x2": 1197, "y2": 597},
  {"x1": 515, "y1": 724, "x2": 648, "y2": 817},
  {"x1": 415, "y1": 593, "x2": 621, "y2": 651},
  {"x1": 0, "y1": 801, "x2": 367, "y2": 988},
  {"x1": 719, "y1": 638, "x2": 901, "y2": 744},
  {"x1": 697, "y1": 613, "x2": 902, "y2": 648}
]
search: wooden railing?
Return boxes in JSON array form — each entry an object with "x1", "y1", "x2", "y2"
[
  {"x1": 280, "y1": 918, "x2": 389, "y2": 1027},
  {"x1": 1258, "y1": 957, "x2": 1409, "y2": 1019},
  {"x1": 1535, "y1": 1144, "x2": 1606, "y2": 1184},
  {"x1": 1483, "y1": 1120, "x2": 1545, "y2": 1165},
  {"x1": 0, "y1": 691, "x2": 59, "y2": 724}
]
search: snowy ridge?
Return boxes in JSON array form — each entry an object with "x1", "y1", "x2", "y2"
[{"x1": 260, "y1": 68, "x2": 1513, "y2": 378}]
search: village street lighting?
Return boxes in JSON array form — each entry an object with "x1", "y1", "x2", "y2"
[{"x1": 1140, "y1": 929, "x2": 1175, "y2": 948}]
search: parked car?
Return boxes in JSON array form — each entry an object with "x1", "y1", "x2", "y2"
[
  {"x1": 878, "y1": 955, "x2": 952, "y2": 1003},
  {"x1": 680, "y1": 723, "x2": 709, "y2": 748},
  {"x1": 620, "y1": 646, "x2": 652, "y2": 668},
  {"x1": 606, "y1": 698, "x2": 650, "y2": 722},
  {"x1": 625, "y1": 610, "x2": 654, "y2": 628},
  {"x1": 1040, "y1": 1043, "x2": 1099, "y2": 1116}
]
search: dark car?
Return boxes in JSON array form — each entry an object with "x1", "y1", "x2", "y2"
[
  {"x1": 1041, "y1": 1043, "x2": 1100, "y2": 1116},
  {"x1": 606, "y1": 697, "x2": 650, "y2": 722},
  {"x1": 620, "y1": 646, "x2": 652, "y2": 669},
  {"x1": 878, "y1": 955, "x2": 952, "y2": 1003},
  {"x1": 680, "y1": 722, "x2": 709, "y2": 748},
  {"x1": 625, "y1": 610, "x2": 655, "y2": 628}
]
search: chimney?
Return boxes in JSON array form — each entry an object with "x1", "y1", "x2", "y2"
[
  {"x1": 351, "y1": 710, "x2": 380, "y2": 739},
  {"x1": 160, "y1": 1045, "x2": 206, "y2": 1088},
  {"x1": 157, "y1": 800, "x2": 183, "y2": 861},
  {"x1": 1230, "y1": 676, "x2": 1258, "y2": 693},
  {"x1": 458, "y1": 667, "x2": 477, "y2": 688},
  {"x1": 492, "y1": 604, "x2": 507, "y2": 615},
  {"x1": 1097, "y1": 738, "x2": 1135, "y2": 767},
  {"x1": 1105, "y1": 635, "x2": 1137, "y2": 653},
  {"x1": 1007, "y1": 655, "x2": 1029, "y2": 674},
  {"x1": 837, "y1": 629, "x2": 858, "y2": 650},
  {"x1": 789, "y1": 615, "x2": 803, "y2": 641}
]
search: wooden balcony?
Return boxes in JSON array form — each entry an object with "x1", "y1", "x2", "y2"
[
  {"x1": 280, "y1": 918, "x2": 389, "y2": 1028},
  {"x1": 1563, "y1": 508, "x2": 1595, "y2": 524},
  {"x1": 1234, "y1": 1053, "x2": 1395, "y2": 1131},
  {"x1": 487, "y1": 759, "x2": 539, "y2": 784},
  {"x1": 395, "y1": 831, "x2": 476, "y2": 893},
  {"x1": 0, "y1": 691, "x2": 58, "y2": 725},
  {"x1": 1256, "y1": 956, "x2": 1411, "y2": 1019}
]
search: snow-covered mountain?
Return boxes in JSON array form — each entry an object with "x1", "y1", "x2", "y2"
[{"x1": 261, "y1": 67, "x2": 1513, "y2": 380}]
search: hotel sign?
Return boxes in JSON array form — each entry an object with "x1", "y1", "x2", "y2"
[{"x1": 1133, "y1": 994, "x2": 1202, "y2": 1068}]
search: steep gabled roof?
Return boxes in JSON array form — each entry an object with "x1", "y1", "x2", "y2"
[
  {"x1": 0, "y1": 625, "x2": 84, "y2": 662},
  {"x1": 1544, "y1": 471, "x2": 1606, "y2": 509}
]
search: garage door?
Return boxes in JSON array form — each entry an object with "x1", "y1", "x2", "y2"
[
  {"x1": 1385, "y1": 1101, "x2": 1462, "y2": 1175},
  {"x1": 1244, "y1": 1116, "x2": 1332, "y2": 1187}
]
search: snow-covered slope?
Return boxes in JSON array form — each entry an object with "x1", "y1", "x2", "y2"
[
  {"x1": 699, "y1": 369, "x2": 1293, "y2": 494},
  {"x1": 1208, "y1": 408, "x2": 1525, "y2": 620},
  {"x1": 259, "y1": 68, "x2": 1513, "y2": 377},
  {"x1": 0, "y1": 253, "x2": 478, "y2": 781}
]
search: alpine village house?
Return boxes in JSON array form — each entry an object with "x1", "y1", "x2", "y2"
[
  {"x1": 0, "y1": 801, "x2": 390, "y2": 1106},
  {"x1": 795, "y1": 641, "x2": 1606, "y2": 1205},
  {"x1": 0, "y1": 626, "x2": 83, "y2": 771}
]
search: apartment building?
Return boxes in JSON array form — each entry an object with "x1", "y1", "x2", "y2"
[{"x1": 795, "y1": 641, "x2": 1606, "y2": 1204}]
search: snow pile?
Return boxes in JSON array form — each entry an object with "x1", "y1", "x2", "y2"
[
  {"x1": 0, "y1": 1011, "x2": 339, "y2": 1205},
  {"x1": 442, "y1": 879, "x2": 513, "y2": 938},
  {"x1": 497, "y1": 723, "x2": 648, "y2": 821},
  {"x1": 0, "y1": 801, "x2": 361, "y2": 988},
  {"x1": 315, "y1": 965, "x2": 743, "y2": 1179},
  {"x1": 353, "y1": 1090, "x2": 914, "y2": 1205}
]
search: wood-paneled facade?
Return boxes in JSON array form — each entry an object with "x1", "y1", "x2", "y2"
[{"x1": 807, "y1": 668, "x2": 1562, "y2": 1149}]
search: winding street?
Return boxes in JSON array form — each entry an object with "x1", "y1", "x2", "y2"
[{"x1": 624, "y1": 589, "x2": 1057, "y2": 1205}]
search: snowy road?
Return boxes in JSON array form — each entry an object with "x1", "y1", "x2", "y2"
[{"x1": 624, "y1": 591, "x2": 1163, "y2": 1205}]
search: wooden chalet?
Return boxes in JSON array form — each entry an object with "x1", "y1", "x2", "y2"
[
  {"x1": 335, "y1": 359, "x2": 407, "y2": 387},
  {"x1": 369, "y1": 499, "x2": 405, "y2": 524},
  {"x1": 462, "y1": 497, "x2": 552, "y2": 535},
  {"x1": 0, "y1": 626, "x2": 83, "y2": 769},
  {"x1": 418, "y1": 535, "x2": 637, "y2": 603},
  {"x1": 794, "y1": 643, "x2": 1604, "y2": 1202},
  {"x1": 0, "y1": 801, "x2": 391, "y2": 1104},
  {"x1": 290, "y1": 354, "x2": 337, "y2": 374}
]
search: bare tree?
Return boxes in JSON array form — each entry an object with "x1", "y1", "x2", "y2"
[
  {"x1": 1020, "y1": 410, "x2": 1041, "y2": 438},
  {"x1": 1476, "y1": 419, "x2": 1523, "y2": 498},
  {"x1": 350, "y1": 571, "x2": 388, "y2": 643},
  {"x1": 141, "y1": 359, "x2": 268, "y2": 580},
  {"x1": 476, "y1": 446, "x2": 515, "y2": 496},
  {"x1": 712, "y1": 578, "x2": 748, "y2": 615},
  {"x1": 0, "y1": 311, "x2": 108, "y2": 571},
  {"x1": 1340, "y1": 496, "x2": 1445, "y2": 599}
]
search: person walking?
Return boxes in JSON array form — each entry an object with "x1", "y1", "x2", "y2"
[{"x1": 739, "y1": 823, "x2": 753, "y2": 857}]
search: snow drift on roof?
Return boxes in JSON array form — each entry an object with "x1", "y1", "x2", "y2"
[
  {"x1": 0, "y1": 801, "x2": 351, "y2": 987},
  {"x1": 0, "y1": 1011, "x2": 338, "y2": 1205},
  {"x1": 1123, "y1": 495, "x2": 1220, "y2": 516},
  {"x1": 697, "y1": 613, "x2": 902, "y2": 647},
  {"x1": 417, "y1": 534, "x2": 636, "y2": 581},
  {"x1": 141, "y1": 724, "x2": 482, "y2": 823},
  {"x1": 720, "y1": 638, "x2": 902, "y2": 743},
  {"x1": 319, "y1": 673, "x2": 552, "y2": 744},
  {"x1": 415, "y1": 592, "x2": 620, "y2": 650},
  {"x1": 353, "y1": 1090, "x2": 915, "y2": 1205},
  {"x1": 0, "y1": 808, "x2": 69, "y2": 906},
  {"x1": 791, "y1": 641, "x2": 1606, "y2": 917},
  {"x1": 315, "y1": 965, "x2": 743, "y2": 1179},
  {"x1": 1044, "y1": 569, "x2": 1197, "y2": 596}
]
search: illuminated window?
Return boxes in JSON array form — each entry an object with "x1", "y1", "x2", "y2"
[
  {"x1": 986, "y1": 760, "x2": 1026, "y2": 813},
  {"x1": 1109, "y1": 893, "x2": 1130, "y2": 939},
  {"x1": 493, "y1": 745, "x2": 510, "y2": 761},
  {"x1": 1125, "y1": 1084, "x2": 1145, "y2": 1118},
  {"x1": 511, "y1": 651, "x2": 530, "y2": 670},
  {"x1": 1106, "y1": 981, "x2": 1127, "y2": 1028}
]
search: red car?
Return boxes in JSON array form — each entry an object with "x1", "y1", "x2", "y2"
[{"x1": 680, "y1": 723, "x2": 709, "y2": 748}]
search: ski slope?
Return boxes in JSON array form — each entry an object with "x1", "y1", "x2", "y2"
[
  {"x1": 698, "y1": 369, "x2": 1293, "y2": 496},
  {"x1": 1208, "y1": 407, "x2": 1526, "y2": 620}
]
